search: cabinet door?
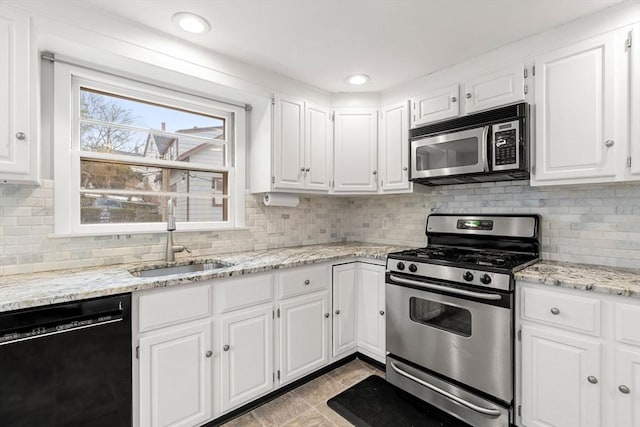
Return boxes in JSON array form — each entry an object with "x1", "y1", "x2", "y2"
[
  {"x1": 333, "y1": 108, "x2": 378, "y2": 192},
  {"x1": 356, "y1": 264, "x2": 385, "y2": 362},
  {"x1": 139, "y1": 320, "x2": 213, "y2": 427},
  {"x1": 279, "y1": 292, "x2": 330, "y2": 384},
  {"x1": 0, "y1": 8, "x2": 37, "y2": 183},
  {"x1": 332, "y1": 264, "x2": 357, "y2": 357},
  {"x1": 629, "y1": 25, "x2": 640, "y2": 179},
  {"x1": 463, "y1": 64, "x2": 525, "y2": 114},
  {"x1": 410, "y1": 84, "x2": 459, "y2": 127},
  {"x1": 532, "y1": 30, "x2": 622, "y2": 184},
  {"x1": 614, "y1": 347, "x2": 640, "y2": 427},
  {"x1": 304, "y1": 103, "x2": 332, "y2": 191},
  {"x1": 379, "y1": 101, "x2": 410, "y2": 192},
  {"x1": 273, "y1": 94, "x2": 305, "y2": 190},
  {"x1": 220, "y1": 304, "x2": 273, "y2": 412},
  {"x1": 521, "y1": 325, "x2": 601, "y2": 427}
]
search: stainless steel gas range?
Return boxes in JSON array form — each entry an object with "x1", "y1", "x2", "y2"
[{"x1": 385, "y1": 214, "x2": 541, "y2": 427}]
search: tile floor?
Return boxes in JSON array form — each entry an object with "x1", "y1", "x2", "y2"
[{"x1": 221, "y1": 358, "x2": 385, "y2": 427}]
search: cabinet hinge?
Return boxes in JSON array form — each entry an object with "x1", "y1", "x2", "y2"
[
  {"x1": 628, "y1": 156, "x2": 632, "y2": 167},
  {"x1": 330, "y1": 111, "x2": 335, "y2": 122},
  {"x1": 271, "y1": 176, "x2": 275, "y2": 184},
  {"x1": 271, "y1": 94, "x2": 276, "y2": 106},
  {"x1": 273, "y1": 372, "x2": 275, "y2": 383},
  {"x1": 625, "y1": 33, "x2": 632, "y2": 50},
  {"x1": 277, "y1": 308, "x2": 280, "y2": 318},
  {"x1": 272, "y1": 310, "x2": 275, "y2": 319},
  {"x1": 518, "y1": 405, "x2": 522, "y2": 417},
  {"x1": 524, "y1": 84, "x2": 528, "y2": 95},
  {"x1": 136, "y1": 346, "x2": 140, "y2": 359},
  {"x1": 517, "y1": 329, "x2": 522, "y2": 341},
  {"x1": 523, "y1": 68, "x2": 528, "y2": 79},
  {"x1": 532, "y1": 65, "x2": 536, "y2": 76},
  {"x1": 277, "y1": 370, "x2": 281, "y2": 380}
]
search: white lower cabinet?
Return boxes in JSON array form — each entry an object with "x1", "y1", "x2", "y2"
[
  {"x1": 518, "y1": 281, "x2": 640, "y2": 427},
  {"x1": 139, "y1": 320, "x2": 213, "y2": 427},
  {"x1": 332, "y1": 263, "x2": 358, "y2": 357},
  {"x1": 356, "y1": 263, "x2": 386, "y2": 362},
  {"x1": 220, "y1": 304, "x2": 273, "y2": 412},
  {"x1": 279, "y1": 291, "x2": 330, "y2": 384},
  {"x1": 521, "y1": 325, "x2": 601, "y2": 427}
]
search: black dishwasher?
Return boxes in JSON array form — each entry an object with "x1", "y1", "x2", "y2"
[{"x1": 0, "y1": 294, "x2": 132, "y2": 427}]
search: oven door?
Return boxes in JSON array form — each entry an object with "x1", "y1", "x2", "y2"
[
  {"x1": 410, "y1": 126, "x2": 489, "y2": 179},
  {"x1": 386, "y1": 273, "x2": 513, "y2": 403}
]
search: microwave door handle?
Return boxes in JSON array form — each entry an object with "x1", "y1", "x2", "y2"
[
  {"x1": 389, "y1": 361, "x2": 502, "y2": 418},
  {"x1": 481, "y1": 125, "x2": 490, "y2": 171},
  {"x1": 388, "y1": 274, "x2": 502, "y2": 301}
]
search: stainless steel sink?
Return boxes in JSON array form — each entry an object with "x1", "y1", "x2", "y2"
[{"x1": 130, "y1": 261, "x2": 232, "y2": 278}]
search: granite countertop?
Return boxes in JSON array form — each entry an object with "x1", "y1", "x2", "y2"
[
  {"x1": 516, "y1": 260, "x2": 640, "y2": 298},
  {"x1": 0, "y1": 242, "x2": 408, "y2": 313}
]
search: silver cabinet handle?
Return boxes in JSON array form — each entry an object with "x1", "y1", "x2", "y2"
[
  {"x1": 389, "y1": 361, "x2": 502, "y2": 417},
  {"x1": 324, "y1": 313, "x2": 330, "y2": 318},
  {"x1": 605, "y1": 140, "x2": 615, "y2": 147},
  {"x1": 550, "y1": 307, "x2": 560, "y2": 315},
  {"x1": 389, "y1": 274, "x2": 502, "y2": 301},
  {"x1": 587, "y1": 376, "x2": 598, "y2": 384},
  {"x1": 335, "y1": 309, "x2": 340, "y2": 315},
  {"x1": 205, "y1": 351, "x2": 213, "y2": 358},
  {"x1": 451, "y1": 96, "x2": 457, "y2": 103},
  {"x1": 223, "y1": 345, "x2": 230, "y2": 351},
  {"x1": 304, "y1": 279, "x2": 310, "y2": 285},
  {"x1": 380, "y1": 310, "x2": 385, "y2": 316},
  {"x1": 15, "y1": 132, "x2": 26, "y2": 140},
  {"x1": 465, "y1": 93, "x2": 472, "y2": 99},
  {"x1": 619, "y1": 385, "x2": 630, "y2": 394}
]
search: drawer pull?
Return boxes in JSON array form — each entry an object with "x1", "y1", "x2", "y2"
[
  {"x1": 550, "y1": 307, "x2": 560, "y2": 315},
  {"x1": 619, "y1": 385, "x2": 630, "y2": 394},
  {"x1": 304, "y1": 279, "x2": 310, "y2": 285},
  {"x1": 587, "y1": 376, "x2": 598, "y2": 384}
]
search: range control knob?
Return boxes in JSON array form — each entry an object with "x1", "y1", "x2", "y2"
[
  {"x1": 480, "y1": 274, "x2": 492, "y2": 285},
  {"x1": 409, "y1": 264, "x2": 418, "y2": 273},
  {"x1": 463, "y1": 271, "x2": 474, "y2": 282},
  {"x1": 396, "y1": 262, "x2": 405, "y2": 271}
]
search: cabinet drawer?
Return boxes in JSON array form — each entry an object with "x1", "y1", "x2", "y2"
[
  {"x1": 138, "y1": 284, "x2": 211, "y2": 333},
  {"x1": 278, "y1": 265, "x2": 329, "y2": 299},
  {"x1": 615, "y1": 302, "x2": 640, "y2": 346},
  {"x1": 217, "y1": 273, "x2": 274, "y2": 313},
  {"x1": 521, "y1": 287, "x2": 600, "y2": 335}
]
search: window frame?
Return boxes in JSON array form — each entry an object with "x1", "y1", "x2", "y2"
[{"x1": 53, "y1": 62, "x2": 246, "y2": 235}]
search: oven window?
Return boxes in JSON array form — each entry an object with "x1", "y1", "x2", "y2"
[
  {"x1": 409, "y1": 297, "x2": 471, "y2": 337},
  {"x1": 415, "y1": 137, "x2": 479, "y2": 171}
]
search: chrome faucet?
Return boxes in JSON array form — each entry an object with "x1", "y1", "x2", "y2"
[{"x1": 166, "y1": 198, "x2": 191, "y2": 262}]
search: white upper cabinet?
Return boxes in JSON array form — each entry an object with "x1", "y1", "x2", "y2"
[
  {"x1": 532, "y1": 28, "x2": 631, "y2": 185},
  {"x1": 628, "y1": 24, "x2": 640, "y2": 180},
  {"x1": 379, "y1": 101, "x2": 411, "y2": 192},
  {"x1": 273, "y1": 94, "x2": 305, "y2": 190},
  {"x1": 304, "y1": 103, "x2": 332, "y2": 191},
  {"x1": 333, "y1": 108, "x2": 378, "y2": 192},
  {"x1": 463, "y1": 63, "x2": 525, "y2": 114},
  {"x1": 410, "y1": 84, "x2": 460, "y2": 128},
  {"x1": 0, "y1": 7, "x2": 38, "y2": 184}
]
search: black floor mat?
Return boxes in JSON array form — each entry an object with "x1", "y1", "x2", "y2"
[{"x1": 327, "y1": 375, "x2": 471, "y2": 427}]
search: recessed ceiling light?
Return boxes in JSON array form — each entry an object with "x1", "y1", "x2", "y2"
[
  {"x1": 172, "y1": 12, "x2": 211, "y2": 34},
  {"x1": 345, "y1": 74, "x2": 370, "y2": 85}
]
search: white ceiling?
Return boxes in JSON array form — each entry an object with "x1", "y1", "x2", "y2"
[{"x1": 81, "y1": 0, "x2": 624, "y2": 93}]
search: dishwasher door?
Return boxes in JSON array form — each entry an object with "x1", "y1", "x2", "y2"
[{"x1": 0, "y1": 294, "x2": 132, "y2": 427}]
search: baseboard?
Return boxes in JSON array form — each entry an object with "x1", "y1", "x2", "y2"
[{"x1": 355, "y1": 351, "x2": 386, "y2": 371}]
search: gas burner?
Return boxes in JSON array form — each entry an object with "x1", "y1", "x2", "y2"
[{"x1": 459, "y1": 253, "x2": 511, "y2": 267}]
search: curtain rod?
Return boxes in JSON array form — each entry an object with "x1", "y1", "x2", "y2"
[{"x1": 41, "y1": 52, "x2": 252, "y2": 112}]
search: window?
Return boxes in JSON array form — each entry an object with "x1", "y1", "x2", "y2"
[{"x1": 53, "y1": 63, "x2": 246, "y2": 234}]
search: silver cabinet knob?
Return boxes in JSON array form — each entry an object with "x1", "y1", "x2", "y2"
[
  {"x1": 372, "y1": 170, "x2": 377, "y2": 175},
  {"x1": 15, "y1": 132, "x2": 26, "y2": 140},
  {"x1": 335, "y1": 309, "x2": 340, "y2": 315},
  {"x1": 403, "y1": 166, "x2": 408, "y2": 171},
  {"x1": 324, "y1": 313, "x2": 330, "y2": 318},
  {"x1": 605, "y1": 140, "x2": 615, "y2": 147},
  {"x1": 223, "y1": 345, "x2": 230, "y2": 351},
  {"x1": 587, "y1": 376, "x2": 598, "y2": 384},
  {"x1": 619, "y1": 385, "x2": 631, "y2": 394},
  {"x1": 380, "y1": 310, "x2": 385, "y2": 316},
  {"x1": 300, "y1": 167, "x2": 306, "y2": 172},
  {"x1": 465, "y1": 93, "x2": 472, "y2": 99},
  {"x1": 205, "y1": 351, "x2": 213, "y2": 358},
  {"x1": 451, "y1": 96, "x2": 457, "y2": 103},
  {"x1": 550, "y1": 307, "x2": 560, "y2": 315},
  {"x1": 304, "y1": 279, "x2": 310, "y2": 285},
  {"x1": 305, "y1": 168, "x2": 310, "y2": 172}
]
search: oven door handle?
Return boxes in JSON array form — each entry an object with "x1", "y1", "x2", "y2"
[
  {"x1": 388, "y1": 274, "x2": 502, "y2": 301},
  {"x1": 389, "y1": 361, "x2": 502, "y2": 418}
]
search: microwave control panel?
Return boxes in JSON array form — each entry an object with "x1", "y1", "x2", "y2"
[{"x1": 492, "y1": 120, "x2": 520, "y2": 170}]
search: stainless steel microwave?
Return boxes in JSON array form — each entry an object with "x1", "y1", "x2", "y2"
[{"x1": 410, "y1": 103, "x2": 529, "y2": 185}]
